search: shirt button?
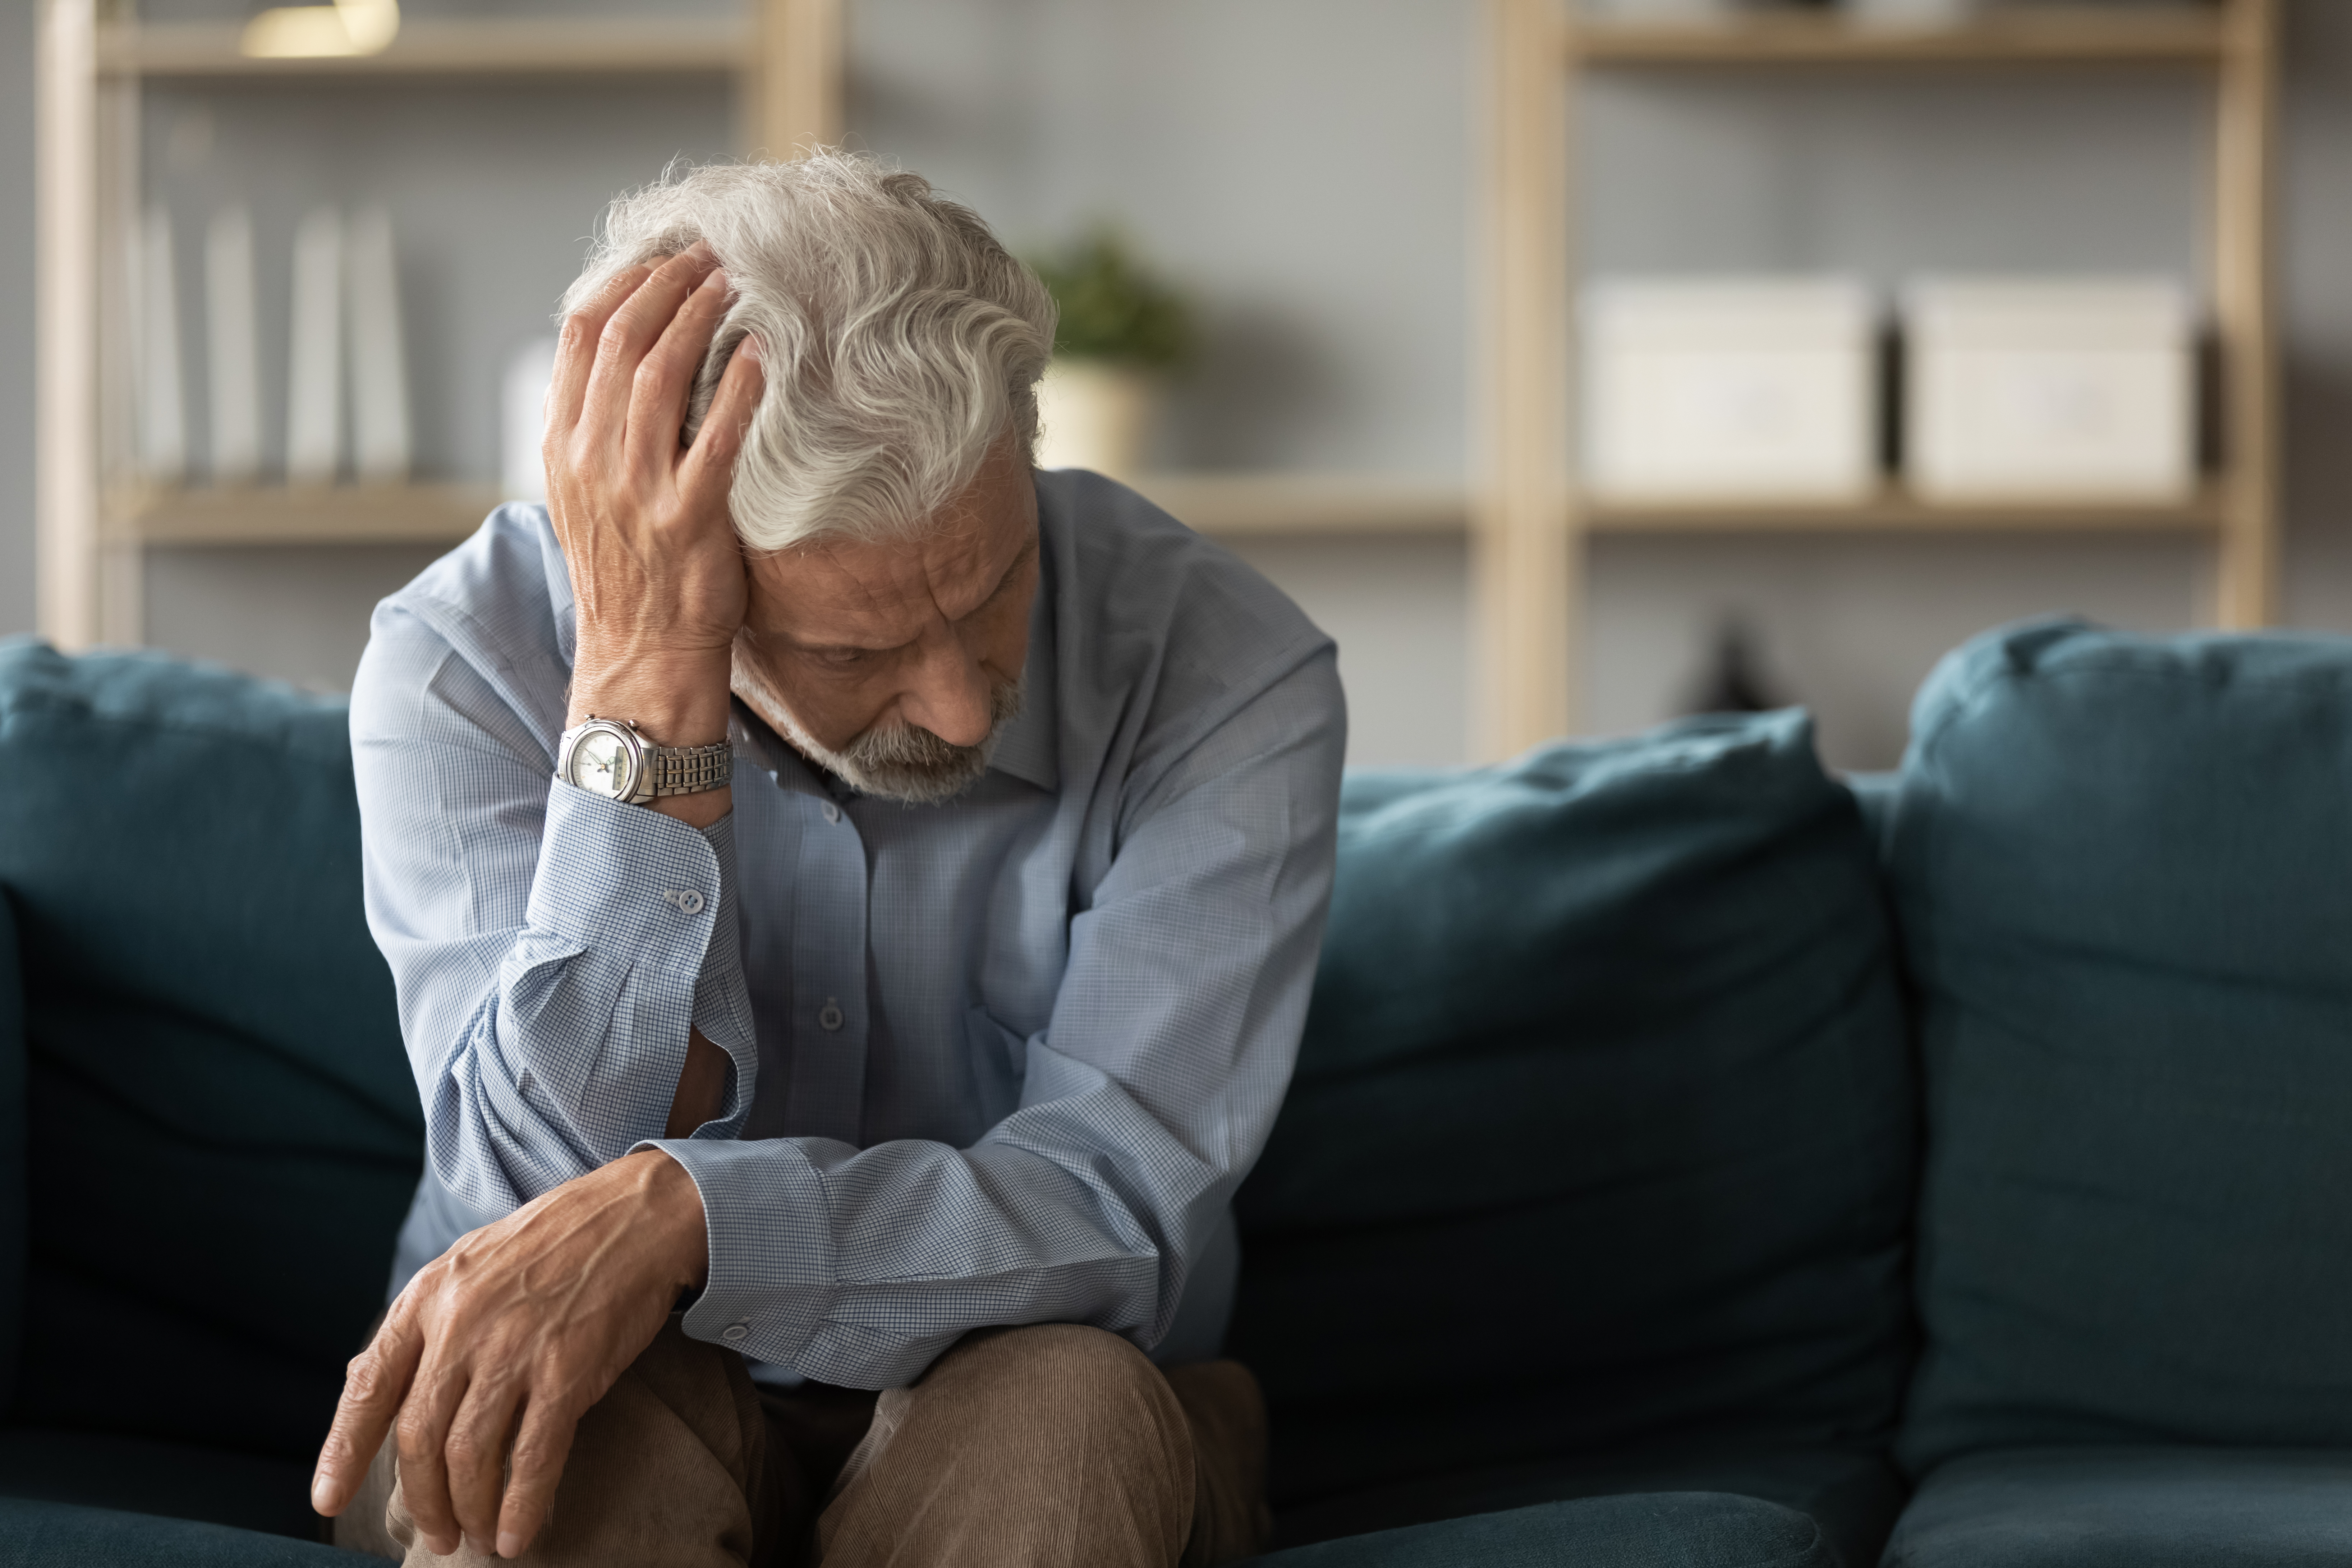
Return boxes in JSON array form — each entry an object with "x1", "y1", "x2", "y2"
[
  {"x1": 821, "y1": 801, "x2": 842, "y2": 824},
  {"x1": 720, "y1": 1324, "x2": 749, "y2": 1343},
  {"x1": 664, "y1": 889, "x2": 705, "y2": 916},
  {"x1": 819, "y1": 998, "x2": 845, "y2": 1032}
]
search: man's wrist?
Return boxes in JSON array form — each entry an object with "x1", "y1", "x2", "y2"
[
  {"x1": 569, "y1": 646, "x2": 732, "y2": 746},
  {"x1": 624, "y1": 1148, "x2": 712, "y2": 1293}
]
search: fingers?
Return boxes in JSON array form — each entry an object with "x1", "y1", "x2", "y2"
[
  {"x1": 624, "y1": 264, "x2": 737, "y2": 479},
  {"x1": 577, "y1": 245, "x2": 721, "y2": 469},
  {"x1": 311, "y1": 1307, "x2": 425, "y2": 1518},
  {"x1": 545, "y1": 263, "x2": 653, "y2": 472},
  {"x1": 676, "y1": 334, "x2": 765, "y2": 518},
  {"x1": 443, "y1": 1372, "x2": 526, "y2": 1554},
  {"x1": 495, "y1": 1397, "x2": 584, "y2": 1559},
  {"x1": 393, "y1": 1347, "x2": 473, "y2": 1557}
]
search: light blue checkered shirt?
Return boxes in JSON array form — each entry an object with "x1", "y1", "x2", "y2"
[{"x1": 349, "y1": 470, "x2": 1345, "y2": 1389}]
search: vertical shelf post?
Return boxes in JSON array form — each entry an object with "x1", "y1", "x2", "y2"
[
  {"x1": 755, "y1": 0, "x2": 844, "y2": 161},
  {"x1": 1477, "y1": 0, "x2": 1576, "y2": 759},
  {"x1": 36, "y1": 0, "x2": 99, "y2": 650},
  {"x1": 2211, "y1": 0, "x2": 2278, "y2": 629}
]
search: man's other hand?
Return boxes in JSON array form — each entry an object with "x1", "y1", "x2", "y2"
[
  {"x1": 310, "y1": 1151, "x2": 711, "y2": 1559},
  {"x1": 548, "y1": 241, "x2": 763, "y2": 824}
]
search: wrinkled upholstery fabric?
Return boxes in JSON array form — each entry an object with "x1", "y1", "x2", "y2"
[
  {"x1": 1232, "y1": 712, "x2": 1915, "y2": 1555},
  {"x1": 1885, "y1": 620, "x2": 2352, "y2": 1474},
  {"x1": 1269, "y1": 1440, "x2": 1900, "y2": 1568},
  {"x1": 1244, "y1": 1490, "x2": 1839, "y2": 1568},
  {"x1": 1884, "y1": 1447, "x2": 2352, "y2": 1568},
  {"x1": 0, "y1": 642, "x2": 421, "y2": 1500},
  {"x1": 0, "y1": 1497, "x2": 364, "y2": 1566}
]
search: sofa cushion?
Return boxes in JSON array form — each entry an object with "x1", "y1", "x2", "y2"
[
  {"x1": 1230, "y1": 712, "x2": 1915, "y2": 1504},
  {"x1": 0, "y1": 1429, "x2": 318, "y2": 1541},
  {"x1": 0, "y1": 1496, "x2": 365, "y2": 1565},
  {"x1": 1245, "y1": 1491, "x2": 1839, "y2": 1568},
  {"x1": 1882, "y1": 1447, "x2": 2352, "y2": 1567},
  {"x1": 1273, "y1": 1440, "x2": 1903, "y2": 1568},
  {"x1": 0, "y1": 643, "x2": 422, "y2": 1459},
  {"x1": 1885, "y1": 620, "x2": 2352, "y2": 1473},
  {"x1": 0, "y1": 890, "x2": 24, "y2": 1414}
]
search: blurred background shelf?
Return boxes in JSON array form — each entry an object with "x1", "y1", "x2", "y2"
[
  {"x1": 95, "y1": 18, "x2": 751, "y2": 78},
  {"x1": 1478, "y1": 0, "x2": 2280, "y2": 756},
  {"x1": 106, "y1": 477, "x2": 2228, "y2": 549},
  {"x1": 1129, "y1": 474, "x2": 1470, "y2": 537},
  {"x1": 1569, "y1": 7, "x2": 2232, "y2": 67},
  {"x1": 105, "y1": 483, "x2": 504, "y2": 546},
  {"x1": 1583, "y1": 487, "x2": 2225, "y2": 534},
  {"x1": 105, "y1": 474, "x2": 1475, "y2": 546}
]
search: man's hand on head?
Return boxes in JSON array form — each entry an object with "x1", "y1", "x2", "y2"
[
  {"x1": 309, "y1": 1150, "x2": 711, "y2": 1559},
  {"x1": 547, "y1": 242, "x2": 764, "y2": 830}
]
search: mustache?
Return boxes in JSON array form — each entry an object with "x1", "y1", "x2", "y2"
[{"x1": 835, "y1": 678, "x2": 1025, "y2": 803}]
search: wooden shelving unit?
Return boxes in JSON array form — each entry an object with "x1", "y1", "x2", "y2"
[
  {"x1": 35, "y1": 0, "x2": 844, "y2": 648},
  {"x1": 98, "y1": 472, "x2": 1473, "y2": 548},
  {"x1": 1585, "y1": 486, "x2": 2227, "y2": 535},
  {"x1": 1477, "y1": 0, "x2": 2279, "y2": 757},
  {"x1": 93, "y1": 16, "x2": 754, "y2": 77}
]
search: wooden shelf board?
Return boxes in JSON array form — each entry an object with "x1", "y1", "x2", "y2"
[
  {"x1": 1570, "y1": 8, "x2": 2228, "y2": 68},
  {"x1": 97, "y1": 18, "x2": 750, "y2": 78},
  {"x1": 103, "y1": 478, "x2": 2227, "y2": 548},
  {"x1": 1584, "y1": 487, "x2": 2224, "y2": 534},
  {"x1": 1125, "y1": 473, "x2": 1471, "y2": 536},
  {"x1": 105, "y1": 475, "x2": 1471, "y2": 547},
  {"x1": 107, "y1": 483, "x2": 505, "y2": 547}
]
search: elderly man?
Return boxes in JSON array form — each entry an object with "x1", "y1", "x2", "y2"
[{"x1": 310, "y1": 153, "x2": 1343, "y2": 1568}]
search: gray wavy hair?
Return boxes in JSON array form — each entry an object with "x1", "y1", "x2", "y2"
[{"x1": 562, "y1": 152, "x2": 1057, "y2": 553}]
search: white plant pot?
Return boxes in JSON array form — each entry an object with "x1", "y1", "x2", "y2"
[{"x1": 1035, "y1": 359, "x2": 1161, "y2": 480}]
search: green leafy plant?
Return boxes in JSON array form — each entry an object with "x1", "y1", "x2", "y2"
[{"x1": 1029, "y1": 227, "x2": 1195, "y2": 369}]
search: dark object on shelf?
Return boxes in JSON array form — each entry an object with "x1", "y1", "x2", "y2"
[{"x1": 1689, "y1": 616, "x2": 1787, "y2": 713}]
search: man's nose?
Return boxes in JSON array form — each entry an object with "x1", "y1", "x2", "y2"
[{"x1": 899, "y1": 630, "x2": 992, "y2": 748}]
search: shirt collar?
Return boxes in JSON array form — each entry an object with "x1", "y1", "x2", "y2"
[{"x1": 985, "y1": 534, "x2": 1060, "y2": 794}]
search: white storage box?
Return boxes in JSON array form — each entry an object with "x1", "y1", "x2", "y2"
[
  {"x1": 1582, "y1": 277, "x2": 1878, "y2": 503},
  {"x1": 1905, "y1": 277, "x2": 2194, "y2": 501}
]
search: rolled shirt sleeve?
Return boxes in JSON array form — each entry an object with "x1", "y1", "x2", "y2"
[
  {"x1": 353, "y1": 600, "x2": 759, "y2": 1215},
  {"x1": 643, "y1": 647, "x2": 1345, "y2": 1388}
]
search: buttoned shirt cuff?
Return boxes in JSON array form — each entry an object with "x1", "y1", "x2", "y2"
[
  {"x1": 518, "y1": 782, "x2": 757, "y2": 1146},
  {"x1": 635, "y1": 1135, "x2": 840, "y2": 1370}
]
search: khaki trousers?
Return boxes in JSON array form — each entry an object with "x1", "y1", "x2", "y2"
[{"x1": 335, "y1": 1320, "x2": 1271, "y2": 1568}]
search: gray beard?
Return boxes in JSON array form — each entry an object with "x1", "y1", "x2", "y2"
[{"x1": 734, "y1": 656, "x2": 1024, "y2": 805}]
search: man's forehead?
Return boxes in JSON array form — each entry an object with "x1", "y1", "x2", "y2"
[{"x1": 751, "y1": 510, "x2": 1026, "y2": 641}]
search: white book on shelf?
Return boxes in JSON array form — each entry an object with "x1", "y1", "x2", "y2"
[
  {"x1": 205, "y1": 205, "x2": 262, "y2": 484},
  {"x1": 135, "y1": 204, "x2": 188, "y2": 482},
  {"x1": 347, "y1": 204, "x2": 412, "y2": 483},
  {"x1": 502, "y1": 337, "x2": 559, "y2": 502},
  {"x1": 286, "y1": 206, "x2": 344, "y2": 485}
]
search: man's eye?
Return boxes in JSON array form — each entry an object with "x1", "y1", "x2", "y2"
[{"x1": 818, "y1": 648, "x2": 872, "y2": 668}]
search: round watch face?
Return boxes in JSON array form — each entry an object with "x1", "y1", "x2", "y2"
[{"x1": 569, "y1": 726, "x2": 636, "y2": 799}]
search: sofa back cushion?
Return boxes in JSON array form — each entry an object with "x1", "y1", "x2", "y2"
[
  {"x1": 0, "y1": 892, "x2": 23, "y2": 1415},
  {"x1": 0, "y1": 642, "x2": 421, "y2": 1458},
  {"x1": 1229, "y1": 711, "x2": 1917, "y2": 1505},
  {"x1": 1888, "y1": 619, "x2": 2352, "y2": 1474}
]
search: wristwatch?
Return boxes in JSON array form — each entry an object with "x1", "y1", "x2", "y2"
[{"x1": 556, "y1": 716, "x2": 733, "y2": 804}]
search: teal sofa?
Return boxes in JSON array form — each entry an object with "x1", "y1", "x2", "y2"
[{"x1": 2, "y1": 616, "x2": 2349, "y2": 1567}]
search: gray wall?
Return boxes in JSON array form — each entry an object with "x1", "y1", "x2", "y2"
[{"x1": 3, "y1": 1, "x2": 2351, "y2": 769}]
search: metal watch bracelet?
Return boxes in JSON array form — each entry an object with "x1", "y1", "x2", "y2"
[{"x1": 557, "y1": 716, "x2": 734, "y2": 805}]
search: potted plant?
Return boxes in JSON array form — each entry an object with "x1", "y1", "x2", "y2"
[{"x1": 1028, "y1": 227, "x2": 1193, "y2": 480}]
